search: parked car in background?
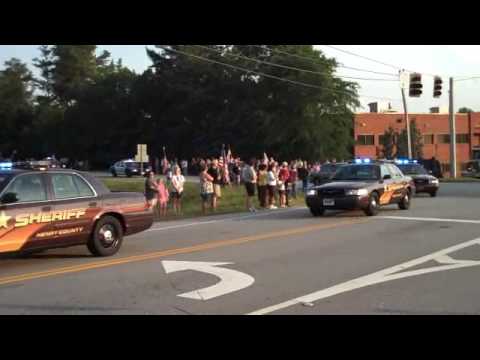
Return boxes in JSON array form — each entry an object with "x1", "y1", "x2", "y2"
[
  {"x1": 110, "y1": 160, "x2": 151, "y2": 177},
  {"x1": 462, "y1": 160, "x2": 480, "y2": 178}
]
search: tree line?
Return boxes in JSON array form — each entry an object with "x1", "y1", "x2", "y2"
[{"x1": 0, "y1": 45, "x2": 360, "y2": 168}]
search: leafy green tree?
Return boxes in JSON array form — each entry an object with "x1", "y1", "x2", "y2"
[
  {"x1": 396, "y1": 120, "x2": 423, "y2": 159},
  {"x1": 0, "y1": 58, "x2": 35, "y2": 158},
  {"x1": 34, "y1": 45, "x2": 110, "y2": 107},
  {"x1": 380, "y1": 126, "x2": 396, "y2": 159},
  {"x1": 458, "y1": 107, "x2": 474, "y2": 113}
]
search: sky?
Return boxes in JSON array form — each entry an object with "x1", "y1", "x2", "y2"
[{"x1": 1, "y1": 45, "x2": 480, "y2": 113}]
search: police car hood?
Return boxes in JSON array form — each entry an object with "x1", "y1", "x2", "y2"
[
  {"x1": 408, "y1": 174, "x2": 436, "y2": 181},
  {"x1": 315, "y1": 181, "x2": 373, "y2": 190}
]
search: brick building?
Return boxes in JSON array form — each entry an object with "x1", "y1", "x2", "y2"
[{"x1": 354, "y1": 105, "x2": 480, "y2": 174}]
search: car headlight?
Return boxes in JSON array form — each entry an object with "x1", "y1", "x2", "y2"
[
  {"x1": 306, "y1": 189, "x2": 317, "y2": 196},
  {"x1": 430, "y1": 179, "x2": 439, "y2": 184},
  {"x1": 345, "y1": 189, "x2": 368, "y2": 196}
]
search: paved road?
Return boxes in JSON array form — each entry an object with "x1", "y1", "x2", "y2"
[{"x1": 1, "y1": 183, "x2": 480, "y2": 314}]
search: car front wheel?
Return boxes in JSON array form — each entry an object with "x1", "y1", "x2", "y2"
[
  {"x1": 87, "y1": 216, "x2": 124, "y2": 257},
  {"x1": 398, "y1": 191, "x2": 411, "y2": 210},
  {"x1": 364, "y1": 193, "x2": 379, "y2": 216},
  {"x1": 310, "y1": 207, "x2": 325, "y2": 217},
  {"x1": 430, "y1": 191, "x2": 437, "y2": 197}
]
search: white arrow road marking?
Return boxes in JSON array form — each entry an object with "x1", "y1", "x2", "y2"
[
  {"x1": 248, "y1": 237, "x2": 480, "y2": 315},
  {"x1": 162, "y1": 261, "x2": 255, "y2": 301}
]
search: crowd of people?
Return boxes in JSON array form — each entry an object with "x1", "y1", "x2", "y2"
[{"x1": 144, "y1": 154, "x2": 321, "y2": 217}]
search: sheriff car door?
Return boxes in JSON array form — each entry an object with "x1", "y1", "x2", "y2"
[{"x1": 0, "y1": 172, "x2": 55, "y2": 253}]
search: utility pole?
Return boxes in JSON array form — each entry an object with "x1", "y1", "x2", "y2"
[
  {"x1": 449, "y1": 77, "x2": 457, "y2": 178},
  {"x1": 400, "y1": 70, "x2": 412, "y2": 158}
]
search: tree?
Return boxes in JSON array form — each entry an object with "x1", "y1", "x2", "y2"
[
  {"x1": 396, "y1": 120, "x2": 423, "y2": 159},
  {"x1": 0, "y1": 58, "x2": 35, "y2": 157},
  {"x1": 458, "y1": 107, "x2": 474, "y2": 113},
  {"x1": 34, "y1": 45, "x2": 111, "y2": 107},
  {"x1": 145, "y1": 45, "x2": 359, "y2": 161},
  {"x1": 380, "y1": 126, "x2": 396, "y2": 159}
]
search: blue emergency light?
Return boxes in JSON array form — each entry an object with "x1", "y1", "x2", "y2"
[
  {"x1": 0, "y1": 162, "x2": 13, "y2": 170},
  {"x1": 354, "y1": 158, "x2": 371, "y2": 164},
  {"x1": 395, "y1": 159, "x2": 418, "y2": 165}
]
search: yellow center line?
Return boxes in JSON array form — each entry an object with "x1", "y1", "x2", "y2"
[{"x1": 0, "y1": 218, "x2": 368, "y2": 286}]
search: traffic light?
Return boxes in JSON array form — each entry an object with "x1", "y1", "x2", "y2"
[
  {"x1": 409, "y1": 73, "x2": 423, "y2": 97},
  {"x1": 433, "y1": 76, "x2": 443, "y2": 98}
]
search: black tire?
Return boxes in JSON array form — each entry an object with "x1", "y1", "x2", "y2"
[
  {"x1": 87, "y1": 216, "x2": 124, "y2": 257},
  {"x1": 126, "y1": 171, "x2": 133, "y2": 178},
  {"x1": 310, "y1": 207, "x2": 325, "y2": 217},
  {"x1": 111, "y1": 170, "x2": 117, "y2": 177},
  {"x1": 364, "y1": 192, "x2": 379, "y2": 216},
  {"x1": 430, "y1": 191, "x2": 437, "y2": 197},
  {"x1": 398, "y1": 191, "x2": 411, "y2": 210}
]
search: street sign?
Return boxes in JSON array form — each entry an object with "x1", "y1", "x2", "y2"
[
  {"x1": 399, "y1": 71, "x2": 409, "y2": 90},
  {"x1": 135, "y1": 144, "x2": 149, "y2": 173}
]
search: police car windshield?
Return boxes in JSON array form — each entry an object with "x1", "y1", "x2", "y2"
[
  {"x1": 320, "y1": 164, "x2": 336, "y2": 173},
  {"x1": 398, "y1": 164, "x2": 427, "y2": 175},
  {"x1": 332, "y1": 165, "x2": 380, "y2": 181}
]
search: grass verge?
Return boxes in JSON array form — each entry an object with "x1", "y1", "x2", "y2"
[{"x1": 101, "y1": 177, "x2": 306, "y2": 221}]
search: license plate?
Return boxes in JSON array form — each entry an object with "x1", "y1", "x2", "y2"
[{"x1": 323, "y1": 198, "x2": 335, "y2": 206}]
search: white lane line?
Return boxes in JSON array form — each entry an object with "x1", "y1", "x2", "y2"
[
  {"x1": 379, "y1": 216, "x2": 480, "y2": 224},
  {"x1": 146, "y1": 207, "x2": 308, "y2": 232},
  {"x1": 247, "y1": 237, "x2": 480, "y2": 315}
]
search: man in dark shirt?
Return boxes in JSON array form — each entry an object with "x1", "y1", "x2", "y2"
[
  {"x1": 208, "y1": 159, "x2": 222, "y2": 210},
  {"x1": 297, "y1": 161, "x2": 309, "y2": 193}
]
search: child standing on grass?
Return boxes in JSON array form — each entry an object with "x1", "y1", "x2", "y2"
[{"x1": 156, "y1": 178, "x2": 169, "y2": 217}]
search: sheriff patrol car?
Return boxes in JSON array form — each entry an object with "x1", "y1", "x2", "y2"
[
  {"x1": 305, "y1": 159, "x2": 414, "y2": 217},
  {"x1": 395, "y1": 159, "x2": 439, "y2": 197},
  {"x1": 0, "y1": 163, "x2": 153, "y2": 257}
]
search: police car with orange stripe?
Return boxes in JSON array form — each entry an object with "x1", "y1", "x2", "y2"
[
  {"x1": 305, "y1": 159, "x2": 414, "y2": 217},
  {"x1": 0, "y1": 162, "x2": 153, "y2": 257}
]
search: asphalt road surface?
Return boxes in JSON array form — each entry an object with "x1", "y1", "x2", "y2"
[{"x1": 1, "y1": 183, "x2": 480, "y2": 315}]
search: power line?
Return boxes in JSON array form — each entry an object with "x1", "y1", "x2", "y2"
[
  {"x1": 248, "y1": 45, "x2": 399, "y2": 77},
  {"x1": 321, "y1": 45, "x2": 441, "y2": 78},
  {"x1": 156, "y1": 46, "x2": 402, "y2": 103},
  {"x1": 193, "y1": 45, "x2": 399, "y2": 82},
  {"x1": 454, "y1": 76, "x2": 480, "y2": 82},
  {"x1": 323, "y1": 45, "x2": 403, "y2": 71}
]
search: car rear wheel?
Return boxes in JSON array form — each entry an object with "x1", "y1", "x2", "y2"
[
  {"x1": 430, "y1": 191, "x2": 437, "y2": 197},
  {"x1": 87, "y1": 216, "x2": 123, "y2": 257},
  {"x1": 398, "y1": 191, "x2": 411, "y2": 210},
  {"x1": 310, "y1": 207, "x2": 325, "y2": 217},
  {"x1": 364, "y1": 193, "x2": 379, "y2": 216},
  {"x1": 111, "y1": 170, "x2": 117, "y2": 177}
]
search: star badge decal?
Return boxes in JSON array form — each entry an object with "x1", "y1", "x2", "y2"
[{"x1": 0, "y1": 211, "x2": 12, "y2": 229}]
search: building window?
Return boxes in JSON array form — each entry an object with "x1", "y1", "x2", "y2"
[
  {"x1": 456, "y1": 134, "x2": 470, "y2": 143},
  {"x1": 356, "y1": 135, "x2": 375, "y2": 145},
  {"x1": 437, "y1": 134, "x2": 451, "y2": 144},
  {"x1": 378, "y1": 135, "x2": 385, "y2": 145},
  {"x1": 423, "y1": 134, "x2": 434, "y2": 144}
]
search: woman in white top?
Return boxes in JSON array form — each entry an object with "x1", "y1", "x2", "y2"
[
  {"x1": 171, "y1": 166, "x2": 185, "y2": 215},
  {"x1": 267, "y1": 164, "x2": 278, "y2": 209}
]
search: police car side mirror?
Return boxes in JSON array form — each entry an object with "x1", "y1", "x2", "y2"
[
  {"x1": 383, "y1": 175, "x2": 392, "y2": 180},
  {"x1": 1, "y1": 192, "x2": 18, "y2": 204}
]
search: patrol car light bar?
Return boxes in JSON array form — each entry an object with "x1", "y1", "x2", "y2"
[
  {"x1": 395, "y1": 159, "x2": 418, "y2": 165},
  {"x1": 0, "y1": 162, "x2": 13, "y2": 169},
  {"x1": 354, "y1": 158, "x2": 371, "y2": 164}
]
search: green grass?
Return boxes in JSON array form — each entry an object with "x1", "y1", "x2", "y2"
[
  {"x1": 101, "y1": 178, "x2": 306, "y2": 221},
  {"x1": 440, "y1": 177, "x2": 480, "y2": 183}
]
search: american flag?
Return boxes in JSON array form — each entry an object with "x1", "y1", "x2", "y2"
[
  {"x1": 161, "y1": 146, "x2": 168, "y2": 175},
  {"x1": 219, "y1": 145, "x2": 230, "y2": 184}
]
